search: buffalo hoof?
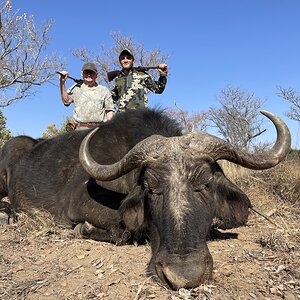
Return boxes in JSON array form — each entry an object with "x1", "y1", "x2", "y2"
[
  {"x1": 0, "y1": 211, "x2": 15, "y2": 225},
  {"x1": 0, "y1": 211, "x2": 8, "y2": 225},
  {"x1": 73, "y1": 221, "x2": 91, "y2": 239},
  {"x1": 0, "y1": 202, "x2": 16, "y2": 225}
]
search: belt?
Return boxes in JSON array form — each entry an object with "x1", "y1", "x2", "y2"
[{"x1": 77, "y1": 122, "x2": 102, "y2": 128}]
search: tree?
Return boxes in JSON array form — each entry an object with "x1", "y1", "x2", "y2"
[
  {"x1": 208, "y1": 86, "x2": 265, "y2": 150},
  {"x1": 42, "y1": 116, "x2": 73, "y2": 138},
  {"x1": 166, "y1": 103, "x2": 207, "y2": 133},
  {"x1": 0, "y1": 0, "x2": 65, "y2": 107},
  {"x1": 0, "y1": 109, "x2": 12, "y2": 147},
  {"x1": 72, "y1": 31, "x2": 170, "y2": 88},
  {"x1": 277, "y1": 86, "x2": 300, "y2": 122}
]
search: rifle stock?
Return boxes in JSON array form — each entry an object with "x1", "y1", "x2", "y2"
[
  {"x1": 107, "y1": 70, "x2": 122, "y2": 82},
  {"x1": 56, "y1": 72, "x2": 83, "y2": 85},
  {"x1": 107, "y1": 66, "x2": 158, "y2": 82}
]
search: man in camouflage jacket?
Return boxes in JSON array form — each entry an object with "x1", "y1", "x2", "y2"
[{"x1": 111, "y1": 49, "x2": 168, "y2": 112}]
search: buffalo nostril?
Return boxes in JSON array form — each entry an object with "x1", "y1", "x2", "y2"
[
  {"x1": 162, "y1": 265, "x2": 191, "y2": 290},
  {"x1": 155, "y1": 261, "x2": 163, "y2": 277},
  {"x1": 155, "y1": 262, "x2": 178, "y2": 290}
]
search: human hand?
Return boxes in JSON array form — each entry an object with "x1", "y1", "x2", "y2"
[
  {"x1": 157, "y1": 64, "x2": 168, "y2": 76},
  {"x1": 58, "y1": 71, "x2": 68, "y2": 83}
]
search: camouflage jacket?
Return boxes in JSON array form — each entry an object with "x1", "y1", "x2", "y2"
[{"x1": 111, "y1": 69, "x2": 167, "y2": 112}]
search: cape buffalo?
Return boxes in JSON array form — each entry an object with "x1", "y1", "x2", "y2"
[{"x1": 0, "y1": 108, "x2": 291, "y2": 290}]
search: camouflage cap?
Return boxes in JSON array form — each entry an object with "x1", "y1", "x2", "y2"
[
  {"x1": 119, "y1": 48, "x2": 134, "y2": 60},
  {"x1": 82, "y1": 62, "x2": 98, "y2": 73}
]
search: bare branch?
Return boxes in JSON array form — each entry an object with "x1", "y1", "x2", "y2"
[
  {"x1": 166, "y1": 104, "x2": 207, "y2": 133},
  {"x1": 277, "y1": 86, "x2": 300, "y2": 122},
  {"x1": 208, "y1": 86, "x2": 265, "y2": 150},
  {"x1": 250, "y1": 128, "x2": 267, "y2": 140},
  {"x1": 0, "y1": 2, "x2": 66, "y2": 107},
  {"x1": 72, "y1": 31, "x2": 170, "y2": 89},
  {"x1": 174, "y1": 101, "x2": 189, "y2": 131}
]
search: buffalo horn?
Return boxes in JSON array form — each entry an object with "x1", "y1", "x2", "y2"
[
  {"x1": 180, "y1": 110, "x2": 291, "y2": 170},
  {"x1": 79, "y1": 130, "x2": 168, "y2": 181},
  {"x1": 79, "y1": 110, "x2": 291, "y2": 181}
]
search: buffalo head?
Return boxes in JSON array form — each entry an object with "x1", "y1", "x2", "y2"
[{"x1": 79, "y1": 110, "x2": 291, "y2": 289}]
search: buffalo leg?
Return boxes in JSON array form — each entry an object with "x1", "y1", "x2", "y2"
[
  {"x1": 73, "y1": 221, "x2": 131, "y2": 245},
  {"x1": 66, "y1": 179, "x2": 132, "y2": 244}
]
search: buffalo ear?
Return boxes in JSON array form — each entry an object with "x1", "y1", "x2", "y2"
[
  {"x1": 119, "y1": 186, "x2": 145, "y2": 232},
  {"x1": 212, "y1": 171, "x2": 251, "y2": 230}
]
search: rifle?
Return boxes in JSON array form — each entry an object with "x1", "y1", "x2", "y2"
[
  {"x1": 56, "y1": 72, "x2": 83, "y2": 85},
  {"x1": 107, "y1": 66, "x2": 159, "y2": 82}
]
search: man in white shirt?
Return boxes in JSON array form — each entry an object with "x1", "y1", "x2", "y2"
[{"x1": 59, "y1": 62, "x2": 114, "y2": 130}]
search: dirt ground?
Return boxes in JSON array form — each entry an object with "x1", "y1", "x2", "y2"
[{"x1": 0, "y1": 206, "x2": 299, "y2": 300}]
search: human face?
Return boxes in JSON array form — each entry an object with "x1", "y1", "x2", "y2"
[
  {"x1": 119, "y1": 55, "x2": 134, "y2": 70},
  {"x1": 82, "y1": 70, "x2": 97, "y2": 86},
  {"x1": 82, "y1": 70, "x2": 98, "y2": 86}
]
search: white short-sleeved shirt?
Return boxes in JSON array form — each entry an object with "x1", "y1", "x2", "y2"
[{"x1": 67, "y1": 83, "x2": 114, "y2": 123}]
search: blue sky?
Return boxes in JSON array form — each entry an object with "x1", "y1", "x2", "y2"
[{"x1": 3, "y1": 0, "x2": 300, "y2": 148}]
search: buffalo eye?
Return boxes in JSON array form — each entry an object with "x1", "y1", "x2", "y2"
[
  {"x1": 193, "y1": 178, "x2": 213, "y2": 193},
  {"x1": 193, "y1": 184, "x2": 208, "y2": 193},
  {"x1": 143, "y1": 180, "x2": 163, "y2": 195},
  {"x1": 145, "y1": 185, "x2": 163, "y2": 195},
  {"x1": 142, "y1": 170, "x2": 163, "y2": 195}
]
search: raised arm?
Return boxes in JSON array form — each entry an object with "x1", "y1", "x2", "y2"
[
  {"x1": 144, "y1": 64, "x2": 168, "y2": 94},
  {"x1": 59, "y1": 71, "x2": 72, "y2": 106}
]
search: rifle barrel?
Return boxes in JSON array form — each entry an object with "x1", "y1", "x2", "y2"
[
  {"x1": 107, "y1": 66, "x2": 159, "y2": 82},
  {"x1": 135, "y1": 66, "x2": 158, "y2": 70}
]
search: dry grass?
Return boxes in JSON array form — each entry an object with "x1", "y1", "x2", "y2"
[
  {"x1": 220, "y1": 158, "x2": 300, "y2": 298},
  {"x1": 220, "y1": 158, "x2": 300, "y2": 206},
  {"x1": 17, "y1": 209, "x2": 56, "y2": 231},
  {"x1": 221, "y1": 157, "x2": 300, "y2": 238},
  {"x1": 0, "y1": 158, "x2": 299, "y2": 299}
]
